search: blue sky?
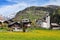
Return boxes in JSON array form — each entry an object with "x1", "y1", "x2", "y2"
[
  {"x1": 0, "y1": 0, "x2": 49, "y2": 5},
  {"x1": 0, "y1": 0, "x2": 60, "y2": 18}
]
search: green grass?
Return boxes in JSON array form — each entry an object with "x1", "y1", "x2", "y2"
[{"x1": 0, "y1": 30, "x2": 60, "y2": 40}]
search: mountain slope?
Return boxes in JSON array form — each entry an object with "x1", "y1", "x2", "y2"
[{"x1": 13, "y1": 5, "x2": 60, "y2": 22}]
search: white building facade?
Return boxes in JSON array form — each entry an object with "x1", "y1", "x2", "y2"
[{"x1": 41, "y1": 12, "x2": 50, "y2": 29}]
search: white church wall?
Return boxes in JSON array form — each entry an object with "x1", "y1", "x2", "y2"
[
  {"x1": 41, "y1": 16, "x2": 50, "y2": 29},
  {"x1": 41, "y1": 22, "x2": 48, "y2": 29},
  {"x1": 46, "y1": 16, "x2": 50, "y2": 29}
]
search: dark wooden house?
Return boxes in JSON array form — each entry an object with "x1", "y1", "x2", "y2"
[
  {"x1": 3, "y1": 21, "x2": 9, "y2": 24},
  {"x1": 21, "y1": 19, "x2": 32, "y2": 32},
  {"x1": 8, "y1": 22, "x2": 22, "y2": 31},
  {"x1": 22, "y1": 19, "x2": 32, "y2": 28}
]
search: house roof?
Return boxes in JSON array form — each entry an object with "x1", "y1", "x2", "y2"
[
  {"x1": 8, "y1": 22, "x2": 21, "y2": 27},
  {"x1": 21, "y1": 19, "x2": 32, "y2": 23},
  {"x1": 9, "y1": 22, "x2": 20, "y2": 25},
  {"x1": 51, "y1": 23, "x2": 60, "y2": 27},
  {"x1": 22, "y1": 19, "x2": 30, "y2": 22}
]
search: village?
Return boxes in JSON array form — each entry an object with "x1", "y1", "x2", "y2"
[
  {"x1": 1, "y1": 0, "x2": 60, "y2": 40},
  {"x1": 0, "y1": 11, "x2": 60, "y2": 32}
]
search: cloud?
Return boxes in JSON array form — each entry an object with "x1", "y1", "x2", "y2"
[
  {"x1": 5, "y1": 0, "x2": 60, "y2": 6},
  {"x1": 42, "y1": 0, "x2": 60, "y2": 6},
  {"x1": 0, "y1": 2, "x2": 29, "y2": 18},
  {"x1": 5, "y1": 0, "x2": 60, "y2": 5}
]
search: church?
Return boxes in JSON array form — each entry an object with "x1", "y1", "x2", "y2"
[{"x1": 40, "y1": 12, "x2": 60, "y2": 29}]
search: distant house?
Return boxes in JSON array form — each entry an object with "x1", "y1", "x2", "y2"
[
  {"x1": 3, "y1": 19, "x2": 14, "y2": 25},
  {"x1": 21, "y1": 19, "x2": 32, "y2": 28},
  {"x1": 8, "y1": 22, "x2": 22, "y2": 31},
  {"x1": 3, "y1": 20, "x2": 13, "y2": 28},
  {"x1": 51, "y1": 23, "x2": 59, "y2": 27},
  {"x1": 51, "y1": 23, "x2": 60, "y2": 29},
  {"x1": 7, "y1": 19, "x2": 14, "y2": 23},
  {"x1": 3, "y1": 21, "x2": 9, "y2": 24},
  {"x1": 21, "y1": 19, "x2": 32, "y2": 32}
]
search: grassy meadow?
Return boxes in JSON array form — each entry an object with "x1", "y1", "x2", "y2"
[{"x1": 0, "y1": 30, "x2": 60, "y2": 40}]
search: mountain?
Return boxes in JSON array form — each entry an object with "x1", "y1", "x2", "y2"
[
  {"x1": 46, "y1": 5, "x2": 60, "y2": 9},
  {"x1": 13, "y1": 5, "x2": 60, "y2": 22}
]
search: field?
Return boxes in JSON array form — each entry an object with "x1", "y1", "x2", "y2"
[{"x1": 0, "y1": 30, "x2": 60, "y2": 40}]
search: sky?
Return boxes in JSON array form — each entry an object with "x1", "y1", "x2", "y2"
[{"x1": 0, "y1": 0, "x2": 60, "y2": 18}]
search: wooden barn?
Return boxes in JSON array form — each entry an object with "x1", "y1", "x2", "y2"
[
  {"x1": 8, "y1": 22, "x2": 22, "y2": 31},
  {"x1": 21, "y1": 19, "x2": 32, "y2": 32},
  {"x1": 21, "y1": 19, "x2": 32, "y2": 27}
]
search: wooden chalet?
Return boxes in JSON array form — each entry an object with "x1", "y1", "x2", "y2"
[{"x1": 8, "y1": 22, "x2": 22, "y2": 31}]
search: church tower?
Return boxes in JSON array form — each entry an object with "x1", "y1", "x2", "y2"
[{"x1": 45, "y1": 12, "x2": 50, "y2": 29}]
